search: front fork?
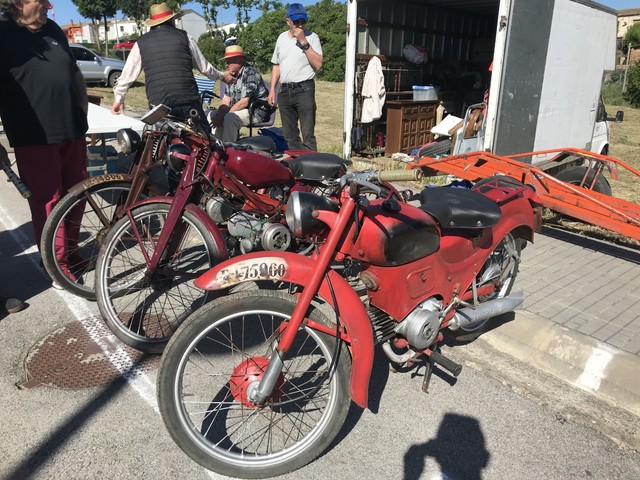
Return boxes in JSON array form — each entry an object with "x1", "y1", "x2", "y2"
[{"x1": 247, "y1": 197, "x2": 358, "y2": 405}]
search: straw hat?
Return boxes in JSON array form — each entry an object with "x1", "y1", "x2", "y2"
[
  {"x1": 223, "y1": 45, "x2": 246, "y2": 60},
  {"x1": 145, "y1": 3, "x2": 182, "y2": 27}
]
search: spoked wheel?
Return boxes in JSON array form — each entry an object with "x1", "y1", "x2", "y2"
[
  {"x1": 41, "y1": 181, "x2": 154, "y2": 300},
  {"x1": 448, "y1": 231, "x2": 522, "y2": 341},
  {"x1": 157, "y1": 290, "x2": 351, "y2": 479},
  {"x1": 96, "y1": 202, "x2": 224, "y2": 353}
]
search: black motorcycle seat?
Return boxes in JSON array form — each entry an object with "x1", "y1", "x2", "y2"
[
  {"x1": 237, "y1": 136, "x2": 276, "y2": 155},
  {"x1": 286, "y1": 153, "x2": 346, "y2": 182},
  {"x1": 419, "y1": 187, "x2": 501, "y2": 229}
]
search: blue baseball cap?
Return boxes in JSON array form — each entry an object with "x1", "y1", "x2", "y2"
[{"x1": 287, "y1": 3, "x2": 308, "y2": 22}]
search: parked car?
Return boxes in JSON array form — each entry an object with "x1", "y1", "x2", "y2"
[
  {"x1": 114, "y1": 39, "x2": 136, "y2": 50},
  {"x1": 69, "y1": 44, "x2": 124, "y2": 88}
]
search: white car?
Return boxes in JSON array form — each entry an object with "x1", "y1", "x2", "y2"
[{"x1": 70, "y1": 44, "x2": 124, "y2": 88}]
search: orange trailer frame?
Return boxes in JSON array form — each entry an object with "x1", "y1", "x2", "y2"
[{"x1": 409, "y1": 148, "x2": 640, "y2": 242}]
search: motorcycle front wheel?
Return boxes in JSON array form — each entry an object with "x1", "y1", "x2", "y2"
[
  {"x1": 157, "y1": 290, "x2": 351, "y2": 479},
  {"x1": 41, "y1": 180, "x2": 155, "y2": 300},
  {"x1": 95, "y1": 202, "x2": 224, "y2": 353}
]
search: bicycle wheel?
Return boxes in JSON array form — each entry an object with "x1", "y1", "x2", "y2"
[
  {"x1": 41, "y1": 180, "x2": 153, "y2": 300},
  {"x1": 96, "y1": 202, "x2": 225, "y2": 353},
  {"x1": 157, "y1": 290, "x2": 351, "y2": 479}
]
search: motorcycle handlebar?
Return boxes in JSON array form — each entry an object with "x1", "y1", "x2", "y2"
[{"x1": 377, "y1": 169, "x2": 423, "y2": 183}]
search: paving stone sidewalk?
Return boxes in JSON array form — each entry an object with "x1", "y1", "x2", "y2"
[{"x1": 518, "y1": 227, "x2": 640, "y2": 356}]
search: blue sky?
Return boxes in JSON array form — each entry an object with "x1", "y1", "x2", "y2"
[{"x1": 51, "y1": 1, "x2": 320, "y2": 25}]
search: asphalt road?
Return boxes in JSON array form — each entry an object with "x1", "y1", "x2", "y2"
[{"x1": 1, "y1": 172, "x2": 639, "y2": 480}]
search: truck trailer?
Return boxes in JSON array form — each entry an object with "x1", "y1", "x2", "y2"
[{"x1": 343, "y1": 0, "x2": 619, "y2": 167}]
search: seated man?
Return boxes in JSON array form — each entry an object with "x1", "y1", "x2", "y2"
[{"x1": 210, "y1": 45, "x2": 271, "y2": 142}]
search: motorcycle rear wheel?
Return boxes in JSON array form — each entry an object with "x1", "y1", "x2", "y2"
[
  {"x1": 157, "y1": 290, "x2": 351, "y2": 479},
  {"x1": 41, "y1": 181, "x2": 155, "y2": 300},
  {"x1": 448, "y1": 231, "x2": 521, "y2": 341},
  {"x1": 95, "y1": 202, "x2": 224, "y2": 353}
]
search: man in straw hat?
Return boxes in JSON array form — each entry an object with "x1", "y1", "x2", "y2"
[
  {"x1": 268, "y1": 3, "x2": 322, "y2": 151},
  {"x1": 112, "y1": 2, "x2": 235, "y2": 131},
  {"x1": 210, "y1": 44, "x2": 271, "y2": 142}
]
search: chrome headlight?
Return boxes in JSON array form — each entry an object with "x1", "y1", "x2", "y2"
[
  {"x1": 285, "y1": 191, "x2": 338, "y2": 237},
  {"x1": 116, "y1": 128, "x2": 142, "y2": 155}
]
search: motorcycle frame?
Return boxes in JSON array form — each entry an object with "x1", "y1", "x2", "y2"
[{"x1": 195, "y1": 180, "x2": 537, "y2": 408}]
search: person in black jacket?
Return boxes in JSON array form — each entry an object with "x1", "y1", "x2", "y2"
[
  {"x1": 0, "y1": 0, "x2": 88, "y2": 290},
  {"x1": 112, "y1": 2, "x2": 235, "y2": 131}
]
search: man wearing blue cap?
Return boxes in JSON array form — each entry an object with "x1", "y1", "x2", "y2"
[{"x1": 268, "y1": 3, "x2": 323, "y2": 151}]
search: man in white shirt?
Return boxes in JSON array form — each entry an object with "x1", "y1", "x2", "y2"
[
  {"x1": 268, "y1": 3, "x2": 322, "y2": 151},
  {"x1": 111, "y1": 2, "x2": 234, "y2": 131}
]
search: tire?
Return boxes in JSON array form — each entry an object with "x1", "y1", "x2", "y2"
[
  {"x1": 157, "y1": 290, "x2": 351, "y2": 478},
  {"x1": 96, "y1": 202, "x2": 225, "y2": 353},
  {"x1": 555, "y1": 166, "x2": 612, "y2": 196},
  {"x1": 447, "y1": 231, "x2": 521, "y2": 342},
  {"x1": 41, "y1": 180, "x2": 152, "y2": 300},
  {"x1": 417, "y1": 138, "x2": 452, "y2": 158},
  {"x1": 108, "y1": 70, "x2": 121, "y2": 87}
]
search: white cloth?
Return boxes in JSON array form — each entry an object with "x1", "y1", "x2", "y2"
[
  {"x1": 360, "y1": 56, "x2": 386, "y2": 123},
  {"x1": 270, "y1": 30, "x2": 323, "y2": 84}
]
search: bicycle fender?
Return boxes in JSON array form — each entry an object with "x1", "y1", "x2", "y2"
[
  {"x1": 68, "y1": 173, "x2": 133, "y2": 195},
  {"x1": 195, "y1": 251, "x2": 374, "y2": 408}
]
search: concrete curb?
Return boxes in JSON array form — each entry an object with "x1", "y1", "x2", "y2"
[{"x1": 479, "y1": 310, "x2": 640, "y2": 417}]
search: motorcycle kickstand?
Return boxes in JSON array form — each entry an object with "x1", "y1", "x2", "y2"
[{"x1": 422, "y1": 351, "x2": 436, "y2": 393}]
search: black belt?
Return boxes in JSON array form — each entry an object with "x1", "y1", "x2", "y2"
[{"x1": 280, "y1": 79, "x2": 314, "y2": 89}]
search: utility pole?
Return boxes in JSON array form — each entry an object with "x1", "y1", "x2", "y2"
[{"x1": 623, "y1": 43, "x2": 634, "y2": 93}]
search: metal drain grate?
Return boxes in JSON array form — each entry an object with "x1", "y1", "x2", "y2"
[{"x1": 19, "y1": 319, "x2": 159, "y2": 390}]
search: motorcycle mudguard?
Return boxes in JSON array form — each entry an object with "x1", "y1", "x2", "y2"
[
  {"x1": 68, "y1": 172, "x2": 133, "y2": 195},
  {"x1": 195, "y1": 251, "x2": 374, "y2": 408},
  {"x1": 122, "y1": 197, "x2": 228, "y2": 260}
]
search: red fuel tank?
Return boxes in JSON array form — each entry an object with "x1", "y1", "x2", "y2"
[
  {"x1": 349, "y1": 201, "x2": 441, "y2": 267},
  {"x1": 225, "y1": 148, "x2": 294, "y2": 188}
]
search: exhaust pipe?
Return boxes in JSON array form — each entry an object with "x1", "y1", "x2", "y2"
[{"x1": 448, "y1": 291, "x2": 524, "y2": 330}]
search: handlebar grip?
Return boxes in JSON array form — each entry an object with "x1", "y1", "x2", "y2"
[
  {"x1": 377, "y1": 169, "x2": 423, "y2": 183},
  {"x1": 2, "y1": 164, "x2": 31, "y2": 198}
]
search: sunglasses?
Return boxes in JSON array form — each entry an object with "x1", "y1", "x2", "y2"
[{"x1": 291, "y1": 18, "x2": 307, "y2": 25}]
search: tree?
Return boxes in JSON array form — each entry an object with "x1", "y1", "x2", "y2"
[
  {"x1": 623, "y1": 61, "x2": 640, "y2": 107},
  {"x1": 623, "y1": 23, "x2": 640, "y2": 53},
  {"x1": 231, "y1": 0, "x2": 347, "y2": 81},
  {"x1": 73, "y1": 0, "x2": 118, "y2": 55}
]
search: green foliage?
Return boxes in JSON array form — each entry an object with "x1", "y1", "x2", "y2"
[
  {"x1": 624, "y1": 61, "x2": 640, "y2": 107},
  {"x1": 623, "y1": 24, "x2": 640, "y2": 52},
  {"x1": 307, "y1": 0, "x2": 347, "y2": 82},
  {"x1": 233, "y1": 0, "x2": 346, "y2": 81},
  {"x1": 197, "y1": 32, "x2": 227, "y2": 70},
  {"x1": 602, "y1": 82, "x2": 624, "y2": 107},
  {"x1": 235, "y1": 7, "x2": 287, "y2": 73}
]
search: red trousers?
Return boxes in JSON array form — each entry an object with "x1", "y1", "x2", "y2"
[{"x1": 14, "y1": 138, "x2": 87, "y2": 261}]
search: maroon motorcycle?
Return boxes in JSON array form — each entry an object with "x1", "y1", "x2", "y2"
[
  {"x1": 156, "y1": 168, "x2": 542, "y2": 478},
  {"x1": 94, "y1": 105, "x2": 346, "y2": 353}
]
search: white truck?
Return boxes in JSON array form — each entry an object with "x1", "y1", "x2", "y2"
[{"x1": 343, "y1": 0, "x2": 622, "y2": 191}]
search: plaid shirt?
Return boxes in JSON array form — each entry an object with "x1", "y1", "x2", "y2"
[{"x1": 226, "y1": 63, "x2": 271, "y2": 123}]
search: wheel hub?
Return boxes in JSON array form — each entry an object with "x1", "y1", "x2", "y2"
[{"x1": 230, "y1": 356, "x2": 284, "y2": 407}]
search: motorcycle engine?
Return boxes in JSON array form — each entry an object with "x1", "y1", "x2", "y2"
[
  {"x1": 205, "y1": 196, "x2": 234, "y2": 224},
  {"x1": 227, "y1": 212, "x2": 292, "y2": 253},
  {"x1": 395, "y1": 298, "x2": 443, "y2": 349}
]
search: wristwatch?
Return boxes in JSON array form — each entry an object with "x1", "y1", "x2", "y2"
[{"x1": 300, "y1": 42, "x2": 311, "y2": 51}]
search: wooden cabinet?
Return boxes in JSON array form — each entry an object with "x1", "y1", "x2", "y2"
[{"x1": 385, "y1": 100, "x2": 438, "y2": 156}]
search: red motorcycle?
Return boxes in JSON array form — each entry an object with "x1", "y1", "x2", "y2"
[
  {"x1": 94, "y1": 105, "x2": 346, "y2": 353},
  {"x1": 156, "y1": 168, "x2": 542, "y2": 478}
]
